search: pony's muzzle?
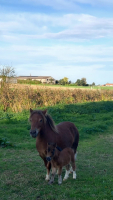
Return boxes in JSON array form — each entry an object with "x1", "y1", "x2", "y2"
[
  {"x1": 46, "y1": 157, "x2": 51, "y2": 162},
  {"x1": 30, "y1": 129, "x2": 38, "y2": 138}
]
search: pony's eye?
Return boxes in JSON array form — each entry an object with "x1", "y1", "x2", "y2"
[{"x1": 39, "y1": 119, "x2": 43, "y2": 123}]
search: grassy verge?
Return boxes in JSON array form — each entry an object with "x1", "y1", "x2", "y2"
[{"x1": 0, "y1": 101, "x2": 113, "y2": 200}]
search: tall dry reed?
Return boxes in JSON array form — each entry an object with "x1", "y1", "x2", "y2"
[{"x1": 0, "y1": 84, "x2": 113, "y2": 112}]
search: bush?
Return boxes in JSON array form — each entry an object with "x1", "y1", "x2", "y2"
[{"x1": 0, "y1": 84, "x2": 113, "y2": 112}]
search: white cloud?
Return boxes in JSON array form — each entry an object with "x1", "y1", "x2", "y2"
[
  {"x1": 0, "y1": 13, "x2": 113, "y2": 43},
  {"x1": 0, "y1": 44, "x2": 113, "y2": 65},
  {"x1": 1, "y1": 42, "x2": 112, "y2": 84},
  {"x1": 0, "y1": 2, "x2": 113, "y2": 85}
]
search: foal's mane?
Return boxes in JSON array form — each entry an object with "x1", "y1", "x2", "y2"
[{"x1": 30, "y1": 110, "x2": 58, "y2": 133}]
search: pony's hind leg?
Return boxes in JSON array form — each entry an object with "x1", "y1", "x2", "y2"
[
  {"x1": 63, "y1": 164, "x2": 70, "y2": 181},
  {"x1": 72, "y1": 163, "x2": 76, "y2": 179},
  {"x1": 71, "y1": 155, "x2": 76, "y2": 179},
  {"x1": 69, "y1": 152, "x2": 77, "y2": 173}
]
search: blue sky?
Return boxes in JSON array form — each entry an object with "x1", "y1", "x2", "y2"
[{"x1": 0, "y1": 0, "x2": 113, "y2": 85}]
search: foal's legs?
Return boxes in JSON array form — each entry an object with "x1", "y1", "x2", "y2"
[
  {"x1": 63, "y1": 164, "x2": 70, "y2": 181},
  {"x1": 48, "y1": 167, "x2": 56, "y2": 184},
  {"x1": 57, "y1": 167, "x2": 62, "y2": 184},
  {"x1": 43, "y1": 158, "x2": 51, "y2": 181}
]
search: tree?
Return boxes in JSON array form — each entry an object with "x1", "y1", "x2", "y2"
[
  {"x1": 55, "y1": 80, "x2": 59, "y2": 84},
  {"x1": 63, "y1": 77, "x2": 68, "y2": 84},
  {"x1": 92, "y1": 82, "x2": 95, "y2": 86},
  {"x1": 81, "y1": 78, "x2": 87, "y2": 86},
  {"x1": 75, "y1": 79, "x2": 81, "y2": 86},
  {"x1": 0, "y1": 66, "x2": 15, "y2": 79},
  {"x1": 0, "y1": 66, "x2": 15, "y2": 87},
  {"x1": 49, "y1": 78, "x2": 54, "y2": 84},
  {"x1": 75, "y1": 78, "x2": 87, "y2": 86},
  {"x1": 59, "y1": 79, "x2": 65, "y2": 85}
]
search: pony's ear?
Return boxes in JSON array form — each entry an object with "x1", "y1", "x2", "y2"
[
  {"x1": 30, "y1": 108, "x2": 33, "y2": 113},
  {"x1": 42, "y1": 109, "x2": 47, "y2": 115}
]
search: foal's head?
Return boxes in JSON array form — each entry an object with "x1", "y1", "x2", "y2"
[
  {"x1": 46, "y1": 143, "x2": 57, "y2": 162},
  {"x1": 29, "y1": 108, "x2": 47, "y2": 138}
]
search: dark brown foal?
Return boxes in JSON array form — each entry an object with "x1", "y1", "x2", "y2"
[{"x1": 46, "y1": 143, "x2": 76, "y2": 185}]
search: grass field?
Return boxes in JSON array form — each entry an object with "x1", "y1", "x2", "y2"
[
  {"x1": 46, "y1": 84, "x2": 113, "y2": 91},
  {"x1": 0, "y1": 101, "x2": 113, "y2": 200}
]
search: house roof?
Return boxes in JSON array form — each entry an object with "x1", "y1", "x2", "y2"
[
  {"x1": 105, "y1": 83, "x2": 113, "y2": 86},
  {"x1": 17, "y1": 76, "x2": 55, "y2": 80}
]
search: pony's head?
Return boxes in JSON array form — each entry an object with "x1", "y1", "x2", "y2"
[
  {"x1": 46, "y1": 142, "x2": 57, "y2": 162},
  {"x1": 29, "y1": 108, "x2": 58, "y2": 138},
  {"x1": 29, "y1": 108, "x2": 47, "y2": 138}
]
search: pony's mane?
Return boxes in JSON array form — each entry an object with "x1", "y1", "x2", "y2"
[
  {"x1": 45, "y1": 113, "x2": 58, "y2": 134},
  {"x1": 30, "y1": 110, "x2": 58, "y2": 133}
]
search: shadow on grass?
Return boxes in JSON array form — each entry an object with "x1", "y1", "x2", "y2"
[
  {"x1": 0, "y1": 101, "x2": 113, "y2": 147},
  {"x1": 48, "y1": 101, "x2": 113, "y2": 140}
]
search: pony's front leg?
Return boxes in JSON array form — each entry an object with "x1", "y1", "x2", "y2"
[
  {"x1": 48, "y1": 167, "x2": 56, "y2": 184},
  {"x1": 43, "y1": 159, "x2": 51, "y2": 181}
]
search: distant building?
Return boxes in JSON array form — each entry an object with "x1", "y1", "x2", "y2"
[
  {"x1": 17, "y1": 76, "x2": 56, "y2": 84},
  {"x1": 6, "y1": 77, "x2": 17, "y2": 84},
  {"x1": 105, "y1": 83, "x2": 113, "y2": 86}
]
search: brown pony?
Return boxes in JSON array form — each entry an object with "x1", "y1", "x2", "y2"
[
  {"x1": 46, "y1": 143, "x2": 76, "y2": 185},
  {"x1": 29, "y1": 108, "x2": 79, "y2": 181}
]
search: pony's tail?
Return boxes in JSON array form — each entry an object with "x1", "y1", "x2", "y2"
[
  {"x1": 72, "y1": 126, "x2": 79, "y2": 154},
  {"x1": 74, "y1": 152, "x2": 77, "y2": 160}
]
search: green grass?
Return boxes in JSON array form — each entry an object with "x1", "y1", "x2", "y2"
[
  {"x1": 47, "y1": 84, "x2": 113, "y2": 90},
  {"x1": 18, "y1": 82, "x2": 113, "y2": 90},
  {"x1": 0, "y1": 101, "x2": 113, "y2": 200}
]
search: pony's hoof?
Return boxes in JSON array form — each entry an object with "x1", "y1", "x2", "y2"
[
  {"x1": 73, "y1": 171, "x2": 76, "y2": 179},
  {"x1": 45, "y1": 175, "x2": 50, "y2": 181},
  {"x1": 63, "y1": 176, "x2": 69, "y2": 181},
  {"x1": 45, "y1": 178, "x2": 50, "y2": 181},
  {"x1": 48, "y1": 181, "x2": 53, "y2": 185},
  {"x1": 73, "y1": 175, "x2": 76, "y2": 179}
]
